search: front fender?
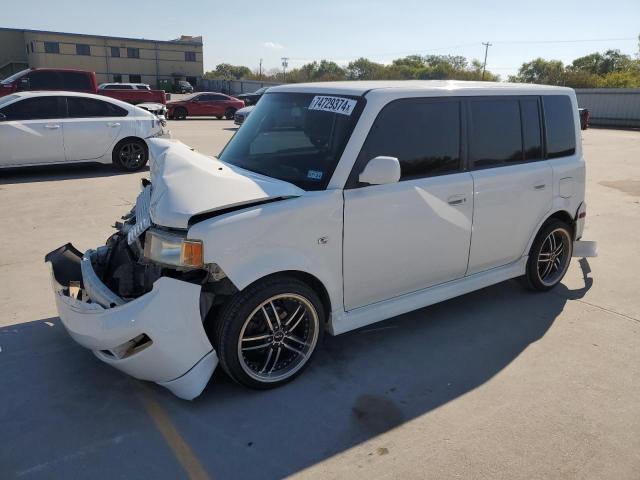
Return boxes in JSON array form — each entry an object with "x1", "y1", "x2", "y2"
[{"x1": 188, "y1": 190, "x2": 344, "y2": 318}]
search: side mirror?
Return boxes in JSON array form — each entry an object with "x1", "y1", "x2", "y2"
[
  {"x1": 358, "y1": 156, "x2": 401, "y2": 185},
  {"x1": 17, "y1": 77, "x2": 30, "y2": 91}
]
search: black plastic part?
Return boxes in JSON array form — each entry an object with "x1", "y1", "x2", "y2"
[{"x1": 44, "y1": 243, "x2": 83, "y2": 288}]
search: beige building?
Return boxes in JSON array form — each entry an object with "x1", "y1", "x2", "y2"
[{"x1": 0, "y1": 27, "x2": 203, "y2": 88}]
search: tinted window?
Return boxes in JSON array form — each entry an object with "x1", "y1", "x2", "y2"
[
  {"x1": 110, "y1": 47, "x2": 120, "y2": 57},
  {"x1": 355, "y1": 99, "x2": 461, "y2": 182},
  {"x1": 60, "y1": 72, "x2": 93, "y2": 90},
  {"x1": 185, "y1": 51, "x2": 196, "y2": 62},
  {"x1": 136, "y1": 84, "x2": 150, "y2": 90},
  {"x1": 67, "y1": 97, "x2": 128, "y2": 118},
  {"x1": 521, "y1": 98, "x2": 542, "y2": 160},
  {"x1": 0, "y1": 96, "x2": 64, "y2": 120},
  {"x1": 28, "y1": 71, "x2": 62, "y2": 90},
  {"x1": 469, "y1": 98, "x2": 522, "y2": 168},
  {"x1": 127, "y1": 48, "x2": 139, "y2": 59},
  {"x1": 543, "y1": 95, "x2": 576, "y2": 158},
  {"x1": 129, "y1": 74, "x2": 141, "y2": 83},
  {"x1": 44, "y1": 42, "x2": 59, "y2": 54},
  {"x1": 76, "y1": 44, "x2": 91, "y2": 56}
]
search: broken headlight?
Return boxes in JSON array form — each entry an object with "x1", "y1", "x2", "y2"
[{"x1": 143, "y1": 229, "x2": 203, "y2": 269}]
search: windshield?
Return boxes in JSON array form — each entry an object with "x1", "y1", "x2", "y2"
[
  {"x1": 219, "y1": 92, "x2": 362, "y2": 190},
  {"x1": 1, "y1": 69, "x2": 29, "y2": 85},
  {"x1": 0, "y1": 94, "x2": 19, "y2": 107}
]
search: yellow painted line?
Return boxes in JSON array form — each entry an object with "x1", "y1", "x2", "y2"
[{"x1": 138, "y1": 387, "x2": 211, "y2": 480}]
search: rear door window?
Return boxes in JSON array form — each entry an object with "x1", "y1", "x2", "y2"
[
  {"x1": 60, "y1": 72, "x2": 93, "y2": 91},
  {"x1": 469, "y1": 98, "x2": 523, "y2": 168},
  {"x1": 0, "y1": 96, "x2": 65, "y2": 120},
  {"x1": 67, "y1": 97, "x2": 128, "y2": 117},
  {"x1": 542, "y1": 95, "x2": 576, "y2": 158},
  {"x1": 353, "y1": 98, "x2": 461, "y2": 182}
]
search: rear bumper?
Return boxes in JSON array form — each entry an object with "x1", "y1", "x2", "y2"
[{"x1": 45, "y1": 243, "x2": 217, "y2": 400}]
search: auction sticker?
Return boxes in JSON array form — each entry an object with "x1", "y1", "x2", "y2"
[{"x1": 308, "y1": 96, "x2": 357, "y2": 116}]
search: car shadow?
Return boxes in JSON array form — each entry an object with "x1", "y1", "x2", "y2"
[
  {"x1": 0, "y1": 163, "x2": 148, "y2": 185},
  {"x1": 0, "y1": 261, "x2": 593, "y2": 479}
]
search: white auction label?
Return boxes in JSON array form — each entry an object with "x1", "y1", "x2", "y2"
[{"x1": 308, "y1": 96, "x2": 357, "y2": 116}]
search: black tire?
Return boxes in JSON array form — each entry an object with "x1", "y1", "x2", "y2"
[
  {"x1": 214, "y1": 275, "x2": 325, "y2": 389},
  {"x1": 112, "y1": 138, "x2": 148, "y2": 172},
  {"x1": 522, "y1": 219, "x2": 573, "y2": 291},
  {"x1": 216, "y1": 116, "x2": 223, "y2": 120},
  {"x1": 224, "y1": 108, "x2": 236, "y2": 120},
  {"x1": 174, "y1": 107, "x2": 187, "y2": 120}
]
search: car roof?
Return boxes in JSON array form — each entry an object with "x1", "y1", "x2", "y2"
[
  {"x1": 7, "y1": 91, "x2": 136, "y2": 108},
  {"x1": 268, "y1": 80, "x2": 574, "y2": 96}
]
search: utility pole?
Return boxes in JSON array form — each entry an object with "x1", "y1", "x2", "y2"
[
  {"x1": 481, "y1": 42, "x2": 492, "y2": 80},
  {"x1": 259, "y1": 58, "x2": 263, "y2": 79},
  {"x1": 281, "y1": 57, "x2": 289, "y2": 82}
]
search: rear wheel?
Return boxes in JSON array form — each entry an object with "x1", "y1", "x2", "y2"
[
  {"x1": 112, "y1": 139, "x2": 148, "y2": 172},
  {"x1": 214, "y1": 276, "x2": 324, "y2": 389},
  {"x1": 522, "y1": 219, "x2": 573, "y2": 291},
  {"x1": 224, "y1": 108, "x2": 236, "y2": 120}
]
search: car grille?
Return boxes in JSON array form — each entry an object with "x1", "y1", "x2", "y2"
[{"x1": 127, "y1": 185, "x2": 152, "y2": 244}]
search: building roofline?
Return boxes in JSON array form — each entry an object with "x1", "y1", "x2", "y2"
[{"x1": 0, "y1": 26, "x2": 203, "y2": 46}]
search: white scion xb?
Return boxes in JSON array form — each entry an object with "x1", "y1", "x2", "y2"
[
  {"x1": 47, "y1": 81, "x2": 596, "y2": 399},
  {"x1": 0, "y1": 91, "x2": 168, "y2": 171}
]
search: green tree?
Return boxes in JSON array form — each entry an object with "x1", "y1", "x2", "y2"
[
  {"x1": 205, "y1": 63, "x2": 252, "y2": 80},
  {"x1": 509, "y1": 58, "x2": 566, "y2": 85},
  {"x1": 346, "y1": 57, "x2": 387, "y2": 80}
]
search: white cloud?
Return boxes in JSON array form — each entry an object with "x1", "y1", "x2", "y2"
[{"x1": 263, "y1": 42, "x2": 284, "y2": 49}]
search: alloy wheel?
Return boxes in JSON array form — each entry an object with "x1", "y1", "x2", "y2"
[
  {"x1": 237, "y1": 293, "x2": 320, "y2": 383},
  {"x1": 118, "y1": 142, "x2": 145, "y2": 170},
  {"x1": 537, "y1": 228, "x2": 571, "y2": 286}
]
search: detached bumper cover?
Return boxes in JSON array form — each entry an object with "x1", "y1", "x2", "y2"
[{"x1": 45, "y1": 243, "x2": 217, "y2": 400}]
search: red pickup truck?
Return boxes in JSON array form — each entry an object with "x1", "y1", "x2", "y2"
[{"x1": 0, "y1": 68, "x2": 167, "y2": 104}]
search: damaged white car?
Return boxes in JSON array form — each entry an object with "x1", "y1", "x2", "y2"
[{"x1": 47, "y1": 81, "x2": 596, "y2": 399}]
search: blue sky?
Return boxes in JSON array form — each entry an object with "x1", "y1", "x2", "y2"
[{"x1": 2, "y1": 0, "x2": 639, "y2": 78}]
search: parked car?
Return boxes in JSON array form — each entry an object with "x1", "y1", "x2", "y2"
[
  {"x1": 137, "y1": 102, "x2": 168, "y2": 119},
  {"x1": 236, "y1": 86, "x2": 269, "y2": 106},
  {"x1": 579, "y1": 108, "x2": 590, "y2": 130},
  {"x1": 46, "y1": 81, "x2": 596, "y2": 400},
  {"x1": 167, "y1": 92, "x2": 244, "y2": 120},
  {"x1": 97, "y1": 82, "x2": 167, "y2": 105},
  {"x1": 0, "y1": 91, "x2": 168, "y2": 171},
  {"x1": 0, "y1": 68, "x2": 167, "y2": 104},
  {"x1": 234, "y1": 105, "x2": 254, "y2": 125},
  {"x1": 173, "y1": 80, "x2": 194, "y2": 94}
]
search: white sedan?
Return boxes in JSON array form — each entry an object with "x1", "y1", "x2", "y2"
[{"x1": 0, "y1": 91, "x2": 168, "y2": 171}]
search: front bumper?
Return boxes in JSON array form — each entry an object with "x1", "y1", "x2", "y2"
[{"x1": 45, "y1": 243, "x2": 217, "y2": 400}]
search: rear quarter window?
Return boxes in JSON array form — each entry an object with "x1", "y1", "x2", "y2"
[{"x1": 543, "y1": 95, "x2": 576, "y2": 158}]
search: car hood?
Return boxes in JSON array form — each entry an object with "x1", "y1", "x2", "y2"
[{"x1": 147, "y1": 139, "x2": 304, "y2": 229}]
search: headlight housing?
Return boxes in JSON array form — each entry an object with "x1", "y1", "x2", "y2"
[{"x1": 143, "y1": 229, "x2": 203, "y2": 268}]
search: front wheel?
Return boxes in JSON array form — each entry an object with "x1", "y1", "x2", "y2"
[
  {"x1": 214, "y1": 276, "x2": 324, "y2": 389},
  {"x1": 522, "y1": 219, "x2": 573, "y2": 291},
  {"x1": 112, "y1": 139, "x2": 148, "y2": 172}
]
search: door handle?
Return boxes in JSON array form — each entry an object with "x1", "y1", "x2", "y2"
[
  {"x1": 107, "y1": 122, "x2": 120, "y2": 127},
  {"x1": 44, "y1": 124, "x2": 60, "y2": 129},
  {"x1": 534, "y1": 184, "x2": 546, "y2": 190},
  {"x1": 447, "y1": 195, "x2": 467, "y2": 206}
]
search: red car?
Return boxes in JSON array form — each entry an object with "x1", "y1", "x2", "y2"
[
  {"x1": 0, "y1": 68, "x2": 167, "y2": 104},
  {"x1": 167, "y1": 92, "x2": 244, "y2": 120}
]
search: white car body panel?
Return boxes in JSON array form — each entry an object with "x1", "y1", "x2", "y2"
[
  {"x1": 0, "y1": 119, "x2": 65, "y2": 165},
  {"x1": 343, "y1": 172, "x2": 474, "y2": 310},
  {"x1": 0, "y1": 91, "x2": 165, "y2": 168},
  {"x1": 46, "y1": 81, "x2": 593, "y2": 399}
]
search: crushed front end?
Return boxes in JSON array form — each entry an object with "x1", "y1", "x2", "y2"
[{"x1": 45, "y1": 184, "x2": 218, "y2": 400}]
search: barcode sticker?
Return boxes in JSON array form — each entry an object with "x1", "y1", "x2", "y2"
[{"x1": 308, "y1": 96, "x2": 357, "y2": 116}]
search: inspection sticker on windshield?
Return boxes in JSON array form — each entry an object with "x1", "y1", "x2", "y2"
[
  {"x1": 308, "y1": 96, "x2": 357, "y2": 116},
  {"x1": 307, "y1": 170, "x2": 323, "y2": 180}
]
